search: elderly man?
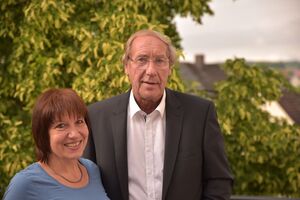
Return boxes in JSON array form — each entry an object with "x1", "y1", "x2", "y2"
[{"x1": 84, "y1": 29, "x2": 233, "y2": 200}]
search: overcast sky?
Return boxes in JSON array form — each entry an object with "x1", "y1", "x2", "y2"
[{"x1": 175, "y1": 0, "x2": 300, "y2": 63}]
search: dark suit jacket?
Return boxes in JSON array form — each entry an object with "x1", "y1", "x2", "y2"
[{"x1": 84, "y1": 89, "x2": 233, "y2": 200}]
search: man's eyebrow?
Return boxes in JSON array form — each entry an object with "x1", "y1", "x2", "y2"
[{"x1": 135, "y1": 54, "x2": 148, "y2": 57}]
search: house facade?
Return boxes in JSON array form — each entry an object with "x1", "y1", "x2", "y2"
[{"x1": 179, "y1": 54, "x2": 300, "y2": 125}]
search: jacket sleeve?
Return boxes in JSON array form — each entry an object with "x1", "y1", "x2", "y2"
[
  {"x1": 202, "y1": 102, "x2": 234, "y2": 200},
  {"x1": 82, "y1": 124, "x2": 96, "y2": 163},
  {"x1": 83, "y1": 108, "x2": 97, "y2": 163}
]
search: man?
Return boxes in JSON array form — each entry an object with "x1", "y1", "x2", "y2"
[{"x1": 84, "y1": 29, "x2": 233, "y2": 200}]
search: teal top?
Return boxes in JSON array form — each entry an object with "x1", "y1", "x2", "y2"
[{"x1": 3, "y1": 158, "x2": 109, "y2": 200}]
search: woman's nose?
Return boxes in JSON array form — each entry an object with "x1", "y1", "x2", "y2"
[{"x1": 67, "y1": 127, "x2": 79, "y2": 137}]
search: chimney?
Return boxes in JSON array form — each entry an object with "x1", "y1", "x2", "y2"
[{"x1": 195, "y1": 54, "x2": 205, "y2": 70}]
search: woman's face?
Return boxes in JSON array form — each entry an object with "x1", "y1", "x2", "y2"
[{"x1": 48, "y1": 114, "x2": 88, "y2": 162}]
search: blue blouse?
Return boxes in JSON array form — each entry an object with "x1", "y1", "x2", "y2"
[{"x1": 3, "y1": 158, "x2": 110, "y2": 200}]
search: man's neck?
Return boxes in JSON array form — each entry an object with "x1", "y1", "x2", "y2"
[{"x1": 137, "y1": 99, "x2": 160, "y2": 114}]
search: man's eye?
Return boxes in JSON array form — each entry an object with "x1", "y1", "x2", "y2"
[
  {"x1": 136, "y1": 57, "x2": 148, "y2": 64},
  {"x1": 155, "y1": 58, "x2": 164, "y2": 64}
]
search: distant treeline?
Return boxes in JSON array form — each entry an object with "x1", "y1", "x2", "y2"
[{"x1": 247, "y1": 61, "x2": 300, "y2": 68}]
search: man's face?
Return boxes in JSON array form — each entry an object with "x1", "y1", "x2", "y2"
[{"x1": 125, "y1": 35, "x2": 171, "y2": 106}]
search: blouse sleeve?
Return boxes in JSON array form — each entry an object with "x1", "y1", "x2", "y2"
[{"x1": 3, "y1": 172, "x2": 31, "y2": 200}]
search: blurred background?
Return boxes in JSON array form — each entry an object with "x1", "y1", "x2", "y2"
[
  {"x1": 0, "y1": 0, "x2": 299, "y2": 198},
  {"x1": 176, "y1": 0, "x2": 300, "y2": 63}
]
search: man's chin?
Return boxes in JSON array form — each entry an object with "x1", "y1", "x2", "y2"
[{"x1": 140, "y1": 92, "x2": 162, "y2": 103}]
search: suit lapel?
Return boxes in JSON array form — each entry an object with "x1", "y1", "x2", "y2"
[
  {"x1": 111, "y1": 91, "x2": 130, "y2": 200},
  {"x1": 110, "y1": 89, "x2": 183, "y2": 200},
  {"x1": 162, "y1": 89, "x2": 183, "y2": 200}
]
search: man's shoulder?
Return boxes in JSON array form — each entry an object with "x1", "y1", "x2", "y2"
[
  {"x1": 167, "y1": 89, "x2": 212, "y2": 106},
  {"x1": 88, "y1": 92, "x2": 129, "y2": 112}
]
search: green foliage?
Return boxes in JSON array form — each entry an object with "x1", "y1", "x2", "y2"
[
  {"x1": 3, "y1": 0, "x2": 299, "y2": 197},
  {"x1": 0, "y1": 0, "x2": 212, "y2": 196},
  {"x1": 215, "y1": 59, "x2": 300, "y2": 197}
]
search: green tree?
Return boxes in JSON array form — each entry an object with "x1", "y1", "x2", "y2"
[
  {"x1": 0, "y1": 0, "x2": 212, "y2": 196},
  {"x1": 2, "y1": 0, "x2": 299, "y2": 198},
  {"x1": 215, "y1": 59, "x2": 300, "y2": 197}
]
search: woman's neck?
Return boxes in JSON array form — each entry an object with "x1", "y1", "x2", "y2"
[
  {"x1": 47, "y1": 157, "x2": 79, "y2": 173},
  {"x1": 39, "y1": 157, "x2": 88, "y2": 188}
]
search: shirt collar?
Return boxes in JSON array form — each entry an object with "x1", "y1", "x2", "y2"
[{"x1": 129, "y1": 90, "x2": 166, "y2": 119}]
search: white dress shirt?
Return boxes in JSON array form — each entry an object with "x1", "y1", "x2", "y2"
[{"x1": 127, "y1": 90, "x2": 166, "y2": 200}]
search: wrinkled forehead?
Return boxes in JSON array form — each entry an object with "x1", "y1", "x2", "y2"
[{"x1": 130, "y1": 35, "x2": 168, "y2": 57}]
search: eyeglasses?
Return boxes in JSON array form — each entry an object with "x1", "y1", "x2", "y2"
[{"x1": 128, "y1": 56, "x2": 169, "y2": 68}]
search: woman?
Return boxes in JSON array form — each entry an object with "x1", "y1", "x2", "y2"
[{"x1": 3, "y1": 88, "x2": 109, "y2": 200}]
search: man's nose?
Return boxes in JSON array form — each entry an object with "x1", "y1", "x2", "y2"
[{"x1": 145, "y1": 60, "x2": 157, "y2": 75}]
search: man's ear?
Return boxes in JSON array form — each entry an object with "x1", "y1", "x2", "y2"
[
  {"x1": 124, "y1": 64, "x2": 129, "y2": 75},
  {"x1": 168, "y1": 66, "x2": 172, "y2": 76}
]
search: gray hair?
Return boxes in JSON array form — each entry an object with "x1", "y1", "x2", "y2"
[{"x1": 122, "y1": 29, "x2": 177, "y2": 67}]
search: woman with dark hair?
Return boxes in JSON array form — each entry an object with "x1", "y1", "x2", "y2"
[{"x1": 3, "y1": 88, "x2": 109, "y2": 200}]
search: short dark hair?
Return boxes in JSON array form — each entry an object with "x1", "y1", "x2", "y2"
[{"x1": 31, "y1": 88, "x2": 89, "y2": 163}]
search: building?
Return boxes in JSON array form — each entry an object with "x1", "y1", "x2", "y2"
[{"x1": 179, "y1": 55, "x2": 300, "y2": 125}]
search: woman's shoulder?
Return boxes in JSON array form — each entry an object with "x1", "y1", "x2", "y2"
[
  {"x1": 79, "y1": 158, "x2": 101, "y2": 178},
  {"x1": 10, "y1": 162, "x2": 42, "y2": 183},
  {"x1": 79, "y1": 158, "x2": 98, "y2": 170},
  {"x1": 3, "y1": 163, "x2": 41, "y2": 200}
]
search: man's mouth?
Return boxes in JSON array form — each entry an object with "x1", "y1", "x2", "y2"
[{"x1": 142, "y1": 81, "x2": 158, "y2": 85}]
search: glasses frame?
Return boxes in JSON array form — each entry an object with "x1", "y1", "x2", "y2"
[{"x1": 128, "y1": 55, "x2": 170, "y2": 68}]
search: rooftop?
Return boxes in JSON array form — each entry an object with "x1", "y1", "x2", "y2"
[{"x1": 179, "y1": 55, "x2": 300, "y2": 125}]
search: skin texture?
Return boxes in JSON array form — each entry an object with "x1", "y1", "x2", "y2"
[
  {"x1": 41, "y1": 114, "x2": 89, "y2": 186},
  {"x1": 48, "y1": 115, "x2": 88, "y2": 162},
  {"x1": 125, "y1": 35, "x2": 171, "y2": 114}
]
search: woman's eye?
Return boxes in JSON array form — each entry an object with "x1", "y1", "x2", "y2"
[
  {"x1": 76, "y1": 119, "x2": 85, "y2": 125},
  {"x1": 55, "y1": 123, "x2": 66, "y2": 129}
]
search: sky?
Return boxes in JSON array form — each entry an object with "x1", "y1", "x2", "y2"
[{"x1": 175, "y1": 0, "x2": 300, "y2": 63}]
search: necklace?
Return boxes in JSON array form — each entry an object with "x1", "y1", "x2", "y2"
[{"x1": 48, "y1": 162, "x2": 83, "y2": 183}]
